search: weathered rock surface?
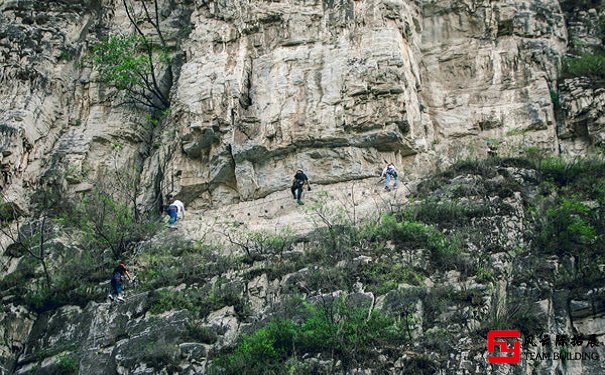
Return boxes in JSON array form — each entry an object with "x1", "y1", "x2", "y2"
[
  {"x1": 559, "y1": 78, "x2": 605, "y2": 153},
  {"x1": 0, "y1": 160, "x2": 603, "y2": 374},
  {"x1": 1, "y1": 0, "x2": 605, "y2": 374},
  {"x1": 163, "y1": 0, "x2": 574, "y2": 206},
  {"x1": 0, "y1": 0, "x2": 602, "y2": 211}
]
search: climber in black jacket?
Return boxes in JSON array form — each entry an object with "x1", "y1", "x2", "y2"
[{"x1": 291, "y1": 169, "x2": 311, "y2": 205}]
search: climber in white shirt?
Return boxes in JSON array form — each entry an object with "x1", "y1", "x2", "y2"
[
  {"x1": 166, "y1": 198, "x2": 186, "y2": 224},
  {"x1": 381, "y1": 163, "x2": 399, "y2": 191}
]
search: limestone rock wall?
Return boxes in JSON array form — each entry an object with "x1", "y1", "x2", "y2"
[
  {"x1": 161, "y1": 0, "x2": 574, "y2": 208},
  {"x1": 3, "y1": 161, "x2": 605, "y2": 375},
  {"x1": 420, "y1": 0, "x2": 566, "y2": 160},
  {"x1": 0, "y1": 0, "x2": 602, "y2": 210},
  {"x1": 1, "y1": 0, "x2": 605, "y2": 372},
  {"x1": 0, "y1": 0, "x2": 150, "y2": 213},
  {"x1": 556, "y1": 1, "x2": 605, "y2": 155},
  {"x1": 166, "y1": 0, "x2": 427, "y2": 207},
  {"x1": 558, "y1": 78, "x2": 605, "y2": 153}
]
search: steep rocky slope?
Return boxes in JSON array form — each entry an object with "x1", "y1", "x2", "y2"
[
  {"x1": 1, "y1": 0, "x2": 605, "y2": 374},
  {"x1": 2, "y1": 156, "x2": 605, "y2": 374}
]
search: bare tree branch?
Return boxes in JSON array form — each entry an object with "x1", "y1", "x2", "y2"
[{"x1": 0, "y1": 194, "x2": 53, "y2": 288}]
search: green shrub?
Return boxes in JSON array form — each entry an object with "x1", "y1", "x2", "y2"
[
  {"x1": 140, "y1": 338, "x2": 179, "y2": 370},
  {"x1": 24, "y1": 282, "x2": 58, "y2": 313},
  {"x1": 297, "y1": 303, "x2": 406, "y2": 365},
  {"x1": 55, "y1": 352, "x2": 78, "y2": 374},
  {"x1": 448, "y1": 157, "x2": 500, "y2": 177},
  {"x1": 539, "y1": 157, "x2": 581, "y2": 186},
  {"x1": 0, "y1": 201, "x2": 20, "y2": 223},
  {"x1": 538, "y1": 157, "x2": 605, "y2": 199},
  {"x1": 7, "y1": 244, "x2": 108, "y2": 313},
  {"x1": 87, "y1": 34, "x2": 170, "y2": 110},
  {"x1": 211, "y1": 319, "x2": 297, "y2": 374},
  {"x1": 420, "y1": 327, "x2": 454, "y2": 353},
  {"x1": 532, "y1": 193, "x2": 603, "y2": 285},
  {"x1": 149, "y1": 281, "x2": 249, "y2": 320},
  {"x1": 380, "y1": 216, "x2": 461, "y2": 269},
  {"x1": 0, "y1": 256, "x2": 36, "y2": 295},
  {"x1": 562, "y1": 52, "x2": 605, "y2": 79},
  {"x1": 550, "y1": 89, "x2": 560, "y2": 110},
  {"x1": 245, "y1": 230, "x2": 295, "y2": 256},
  {"x1": 58, "y1": 189, "x2": 161, "y2": 260},
  {"x1": 139, "y1": 238, "x2": 241, "y2": 290},
  {"x1": 209, "y1": 298, "x2": 407, "y2": 374},
  {"x1": 305, "y1": 267, "x2": 353, "y2": 293},
  {"x1": 478, "y1": 294, "x2": 545, "y2": 337},
  {"x1": 261, "y1": 262, "x2": 299, "y2": 282},
  {"x1": 474, "y1": 263, "x2": 494, "y2": 283},
  {"x1": 359, "y1": 262, "x2": 425, "y2": 295},
  {"x1": 510, "y1": 158, "x2": 605, "y2": 289},
  {"x1": 185, "y1": 323, "x2": 218, "y2": 344},
  {"x1": 221, "y1": 226, "x2": 298, "y2": 264},
  {"x1": 403, "y1": 200, "x2": 491, "y2": 227},
  {"x1": 537, "y1": 197, "x2": 597, "y2": 251}
]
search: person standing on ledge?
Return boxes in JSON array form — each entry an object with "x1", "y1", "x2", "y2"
[
  {"x1": 381, "y1": 163, "x2": 399, "y2": 191},
  {"x1": 166, "y1": 197, "x2": 186, "y2": 224},
  {"x1": 486, "y1": 140, "x2": 498, "y2": 157},
  {"x1": 291, "y1": 169, "x2": 311, "y2": 205}
]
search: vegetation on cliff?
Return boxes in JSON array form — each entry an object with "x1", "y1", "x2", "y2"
[{"x1": 2, "y1": 154, "x2": 605, "y2": 373}]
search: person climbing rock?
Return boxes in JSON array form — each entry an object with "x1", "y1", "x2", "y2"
[
  {"x1": 166, "y1": 197, "x2": 186, "y2": 224},
  {"x1": 486, "y1": 140, "x2": 498, "y2": 157},
  {"x1": 381, "y1": 163, "x2": 399, "y2": 191},
  {"x1": 291, "y1": 169, "x2": 311, "y2": 205},
  {"x1": 108, "y1": 263, "x2": 131, "y2": 302}
]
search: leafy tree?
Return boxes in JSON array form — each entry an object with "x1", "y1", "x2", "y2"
[
  {"x1": 90, "y1": 33, "x2": 170, "y2": 110},
  {"x1": 562, "y1": 52, "x2": 605, "y2": 80},
  {"x1": 87, "y1": 0, "x2": 172, "y2": 110},
  {"x1": 61, "y1": 187, "x2": 160, "y2": 260}
]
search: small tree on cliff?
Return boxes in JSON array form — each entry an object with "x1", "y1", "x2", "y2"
[
  {"x1": 90, "y1": 34, "x2": 170, "y2": 110},
  {"x1": 0, "y1": 197, "x2": 53, "y2": 288},
  {"x1": 87, "y1": 0, "x2": 190, "y2": 213},
  {"x1": 69, "y1": 188, "x2": 159, "y2": 260},
  {"x1": 57, "y1": 156, "x2": 162, "y2": 260},
  {"x1": 88, "y1": 0, "x2": 172, "y2": 111}
]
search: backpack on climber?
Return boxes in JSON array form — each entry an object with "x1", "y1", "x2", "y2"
[{"x1": 381, "y1": 163, "x2": 399, "y2": 191}]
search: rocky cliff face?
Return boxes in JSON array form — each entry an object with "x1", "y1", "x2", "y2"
[
  {"x1": 1, "y1": 0, "x2": 605, "y2": 374},
  {"x1": 161, "y1": 0, "x2": 574, "y2": 207},
  {"x1": 0, "y1": 0, "x2": 602, "y2": 211}
]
